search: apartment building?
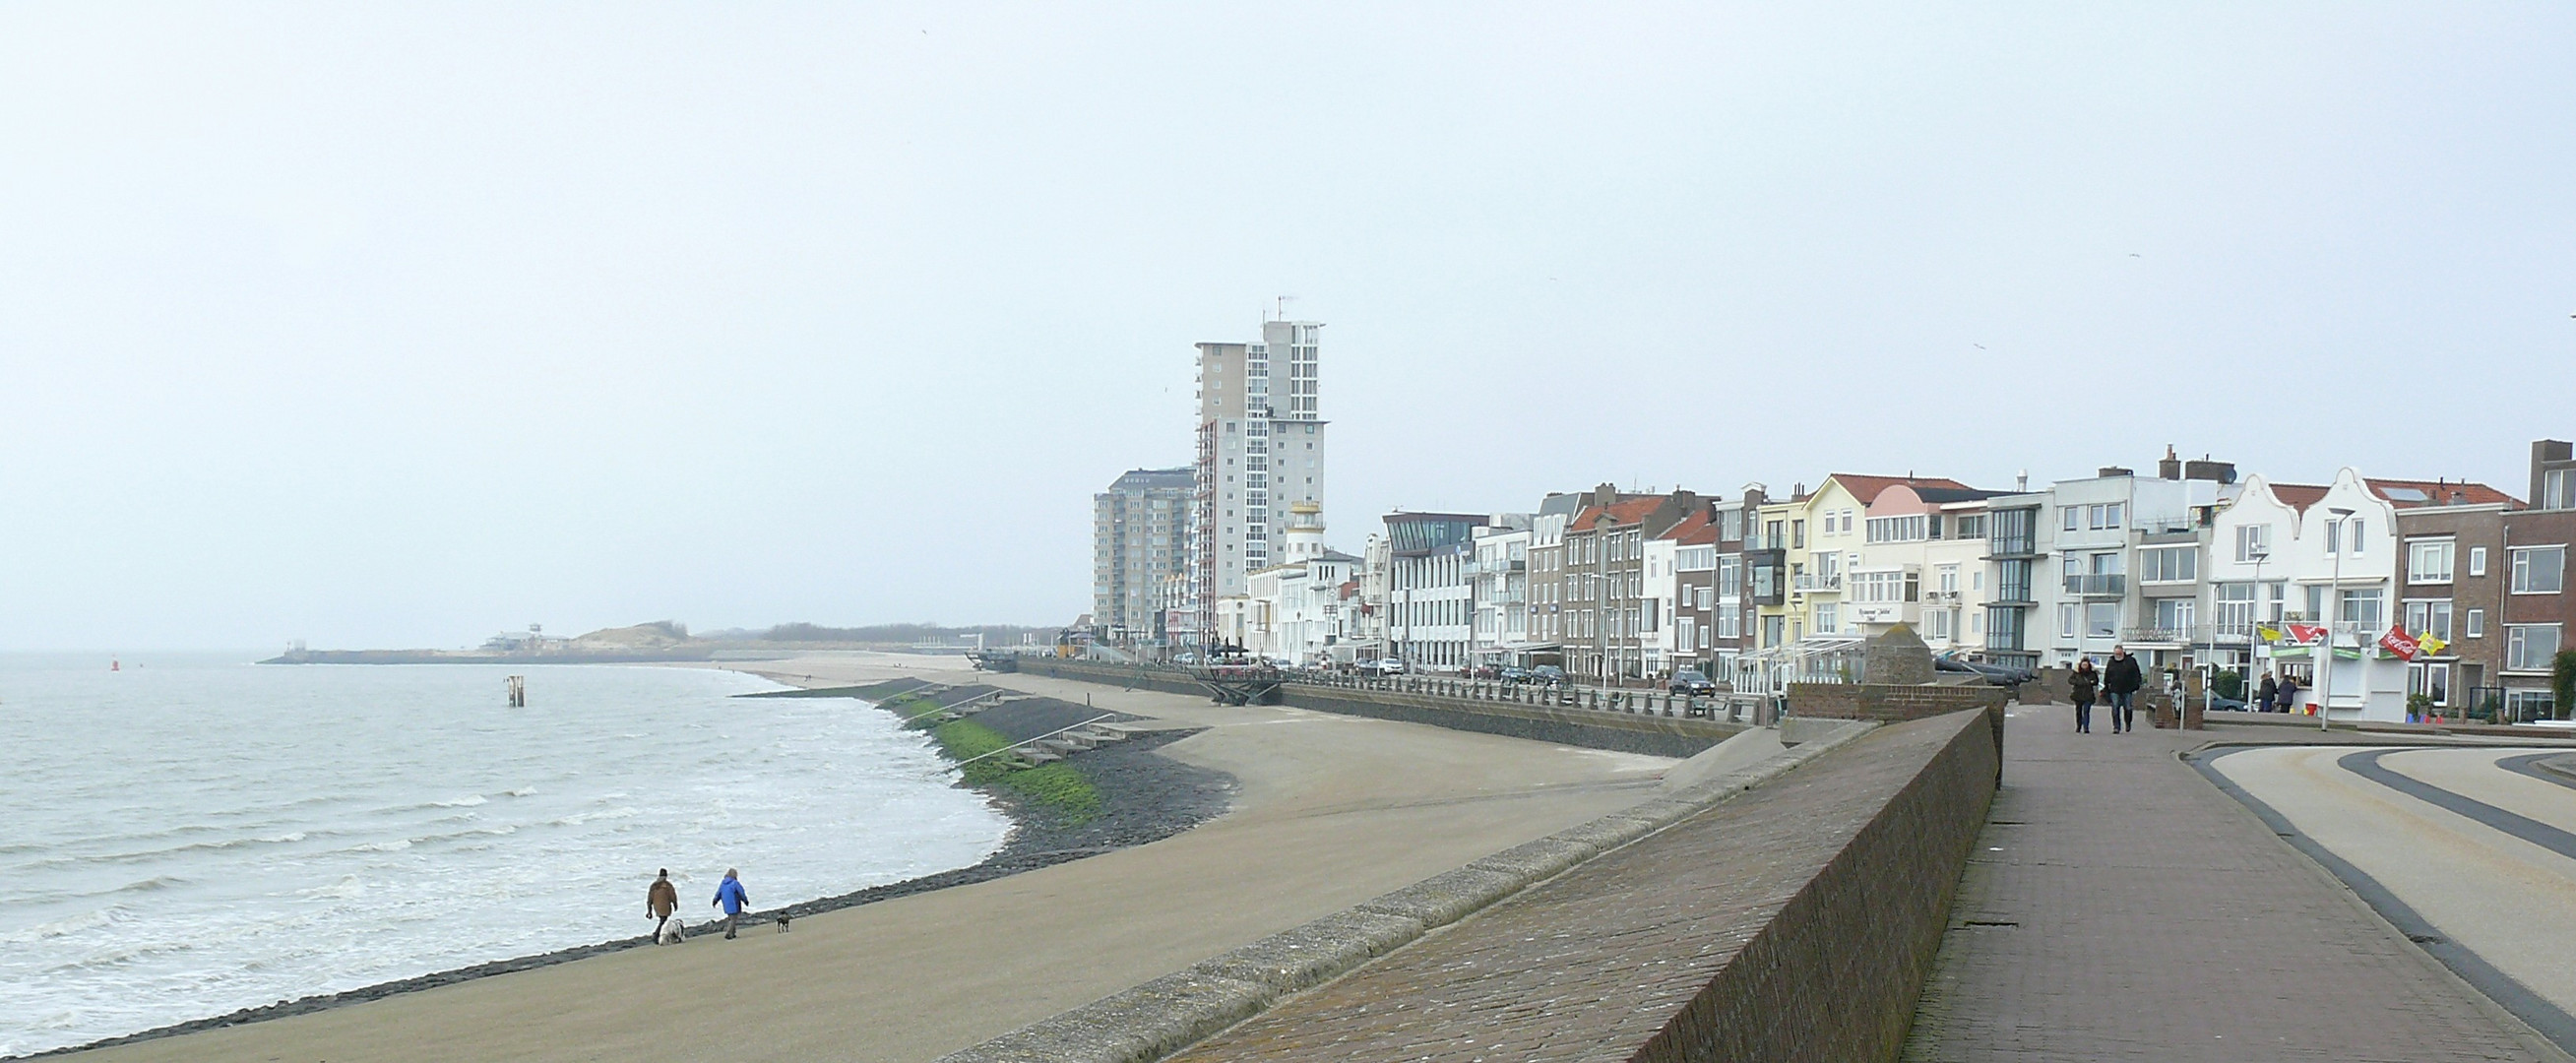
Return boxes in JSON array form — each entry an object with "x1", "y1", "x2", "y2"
[
  {"x1": 1192, "y1": 320, "x2": 1328, "y2": 637},
  {"x1": 1563, "y1": 486, "x2": 1702, "y2": 684},
  {"x1": 1241, "y1": 502, "x2": 1360, "y2": 665},
  {"x1": 2499, "y1": 439, "x2": 2576, "y2": 720},
  {"x1": 1092, "y1": 467, "x2": 1194, "y2": 644},
  {"x1": 1851, "y1": 483, "x2": 2002, "y2": 655},
  {"x1": 1471, "y1": 522, "x2": 1535, "y2": 666},
  {"x1": 1386, "y1": 512, "x2": 1490, "y2": 672}
]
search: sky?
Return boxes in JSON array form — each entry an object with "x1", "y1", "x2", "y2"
[{"x1": 3, "y1": 3, "x2": 2572, "y2": 651}]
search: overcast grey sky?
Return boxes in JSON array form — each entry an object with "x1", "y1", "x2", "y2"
[{"x1": 3, "y1": 4, "x2": 2571, "y2": 651}]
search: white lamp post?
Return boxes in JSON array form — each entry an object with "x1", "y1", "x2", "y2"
[{"x1": 2319, "y1": 506, "x2": 2354, "y2": 731}]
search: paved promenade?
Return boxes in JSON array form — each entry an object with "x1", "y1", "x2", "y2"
[{"x1": 1903, "y1": 709, "x2": 2574, "y2": 1062}]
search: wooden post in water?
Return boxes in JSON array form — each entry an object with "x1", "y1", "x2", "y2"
[{"x1": 507, "y1": 675, "x2": 526, "y2": 708}]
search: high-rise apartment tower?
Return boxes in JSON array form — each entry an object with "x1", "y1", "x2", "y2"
[
  {"x1": 1192, "y1": 319, "x2": 1328, "y2": 639},
  {"x1": 1093, "y1": 467, "x2": 1194, "y2": 641}
]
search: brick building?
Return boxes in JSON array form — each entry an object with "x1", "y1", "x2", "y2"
[
  {"x1": 1562, "y1": 485, "x2": 1702, "y2": 685},
  {"x1": 2499, "y1": 439, "x2": 2576, "y2": 719}
]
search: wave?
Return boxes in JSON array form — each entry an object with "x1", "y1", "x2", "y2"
[
  {"x1": 299, "y1": 875, "x2": 366, "y2": 901},
  {"x1": 2, "y1": 906, "x2": 125, "y2": 946}
]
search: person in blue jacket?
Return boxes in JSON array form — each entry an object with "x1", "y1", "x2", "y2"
[{"x1": 712, "y1": 868, "x2": 750, "y2": 939}]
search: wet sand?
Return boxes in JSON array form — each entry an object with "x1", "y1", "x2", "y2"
[{"x1": 54, "y1": 652, "x2": 1674, "y2": 1063}]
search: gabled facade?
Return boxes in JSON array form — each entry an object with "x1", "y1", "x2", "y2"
[{"x1": 1563, "y1": 485, "x2": 1702, "y2": 684}]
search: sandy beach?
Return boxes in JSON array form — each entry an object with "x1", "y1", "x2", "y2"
[{"x1": 52, "y1": 653, "x2": 1675, "y2": 1063}]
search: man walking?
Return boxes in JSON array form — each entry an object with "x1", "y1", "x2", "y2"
[
  {"x1": 713, "y1": 868, "x2": 750, "y2": 939},
  {"x1": 2104, "y1": 647, "x2": 2144, "y2": 733},
  {"x1": 648, "y1": 869, "x2": 681, "y2": 944}
]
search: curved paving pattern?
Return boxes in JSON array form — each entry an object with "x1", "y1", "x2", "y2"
[{"x1": 2210, "y1": 745, "x2": 2576, "y2": 1053}]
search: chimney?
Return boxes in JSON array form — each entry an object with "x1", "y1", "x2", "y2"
[
  {"x1": 2016, "y1": 469, "x2": 2029, "y2": 491},
  {"x1": 2159, "y1": 445, "x2": 2182, "y2": 481}
]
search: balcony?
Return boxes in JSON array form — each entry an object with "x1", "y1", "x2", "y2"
[
  {"x1": 1793, "y1": 573, "x2": 1843, "y2": 592},
  {"x1": 2119, "y1": 625, "x2": 2191, "y2": 646},
  {"x1": 2063, "y1": 574, "x2": 2126, "y2": 597},
  {"x1": 1922, "y1": 588, "x2": 1964, "y2": 604}
]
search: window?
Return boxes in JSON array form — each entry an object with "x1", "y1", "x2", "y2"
[
  {"x1": 2338, "y1": 589, "x2": 2384, "y2": 630},
  {"x1": 1718, "y1": 603, "x2": 1741, "y2": 639},
  {"x1": 2408, "y1": 539, "x2": 2455, "y2": 584},
  {"x1": 2140, "y1": 546, "x2": 2198, "y2": 583},
  {"x1": 2326, "y1": 515, "x2": 2366, "y2": 556},
  {"x1": 2058, "y1": 603, "x2": 2079, "y2": 641},
  {"x1": 2506, "y1": 624, "x2": 2561, "y2": 671},
  {"x1": 2505, "y1": 688, "x2": 2560, "y2": 721},
  {"x1": 2467, "y1": 608, "x2": 2485, "y2": 638},
  {"x1": 1925, "y1": 609, "x2": 1953, "y2": 642},
  {"x1": 1695, "y1": 586, "x2": 1713, "y2": 609},
  {"x1": 1718, "y1": 557, "x2": 1741, "y2": 595},
  {"x1": 1937, "y1": 564, "x2": 1960, "y2": 594},
  {"x1": 2546, "y1": 468, "x2": 2575, "y2": 510},
  {"x1": 1814, "y1": 604, "x2": 1839, "y2": 634},
  {"x1": 2086, "y1": 602, "x2": 2118, "y2": 639},
  {"x1": 2234, "y1": 524, "x2": 2273, "y2": 563},
  {"x1": 2094, "y1": 503, "x2": 2124, "y2": 530},
  {"x1": 2408, "y1": 662, "x2": 2452, "y2": 707},
  {"x1": 2404, "y1": 599, "x2": 2454, "y2": 642},
  {"x1": 1952, "y1": 514, "x2": 1986, "y2": 539},
  {"x1": 2063, "y1": 507, "x2": 2082, "y2": 532},
  {"x1": 2512, "y1": 546, "x2": 2566, "y2": 594},
  {"x1": 1864, "y1": 515, "x2": 1929, "y2": 543},
  {"x1": 2155, "y1": 597, "x2": 2194, "y2": 633},
  {"x1": 2469, "y1": 546, "x2": 2488, "y2": 577}
]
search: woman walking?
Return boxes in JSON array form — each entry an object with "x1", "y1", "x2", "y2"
[
  {"x1": 2255, "y1": 671, "x2": 2279, "y2": 714},
  {"x1": 2069, "y1": 657, "x2": 2100, "y2": 734}
]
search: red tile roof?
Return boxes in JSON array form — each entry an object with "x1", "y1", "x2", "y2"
[
  {"x1": 1829, "y1": 473, "x2": 1974, "y2": 506},
  {"x1": 1572, "y1": 496, "x2": 1668, "y2": 532},
  {"x1": 2269, "y1": 483, "x2": 2331, "y2": 515},
  {"x1": 2365, "y1": 478, "x2": 2522, "y2": 509}
]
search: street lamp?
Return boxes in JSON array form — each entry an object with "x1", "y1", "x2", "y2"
[
  {"x1": 2247, "y1": 546, "x2": 2269, "y2": 699},
  {"x1": 2319, "y1": 506, "x2": 2355, "y2": 732}
]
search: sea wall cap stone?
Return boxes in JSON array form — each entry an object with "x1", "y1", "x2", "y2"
[{"x1": 1863, "y1": 623, "x2": 1937, "y2": 686}]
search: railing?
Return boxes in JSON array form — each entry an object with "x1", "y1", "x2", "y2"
[
  {"x1": 2118, "y1": 626, "x2": 2190, "y2": 645},
  {"x1": 1793, "y1": 574, "x2": 1843, "y2": 592},
  {"x1": 2063, "y1": 574, "x2": 2127, "y2": 596}
]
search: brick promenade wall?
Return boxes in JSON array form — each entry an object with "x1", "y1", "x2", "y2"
[
  {"x1": 1163, "y1": 709, "x2": 2001, "y2": 1063},
  {"x1": 1789, "y1": 683, "x2": 2008, "y2": 781},
  {"x1": 1021, "y1": 658, "x2": 1743, "y2": 760}
]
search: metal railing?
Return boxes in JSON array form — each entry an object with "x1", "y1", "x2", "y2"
[
  {"x1": 1793, "y1": 573, "x2": 1843, "y2": 592},
  {"x1": 2063, "y1": 574, "x2": 2127, "y2": 596}
]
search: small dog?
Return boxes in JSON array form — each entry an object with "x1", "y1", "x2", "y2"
[
  {"x1": 657, "y1": 914, "x2": 688, "y2": 945},
  {"x1": 775, "y1": 912, "x2": 792, "y2": 934}
]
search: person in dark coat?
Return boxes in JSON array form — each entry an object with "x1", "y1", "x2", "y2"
[
  {"x1": 2277, "y1": 672, "x2": 2300, "y2": 714},
  {"x1": 2255, "y1": 671, "x2": 2279, "y2": 713},
  {"x1": 2103, "y1": 647, "x2": 2145, "y2": 733},
  {"x1": 2068, "y1": 658, "x2": 2100, "y2": 734}
]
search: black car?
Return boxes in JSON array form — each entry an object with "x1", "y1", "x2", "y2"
[
  {"x1": 1529, "y1": 664, "x2": 1567, "y2": 686},
  {"x1": 1497, "y1": 665, "x2": 1533, "y2": 684},
  {"x1": 1669, "y1": 668, "x2": 1717, "y2": 696}
]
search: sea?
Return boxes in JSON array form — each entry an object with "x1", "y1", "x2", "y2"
[{"x1": 0, "y1": 654, "x2": 1011, "y2": 1058}]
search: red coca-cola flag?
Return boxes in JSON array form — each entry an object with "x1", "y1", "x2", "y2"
[{"x1": 2378, "y1": 624, "x2": 2420, "y2": 661}]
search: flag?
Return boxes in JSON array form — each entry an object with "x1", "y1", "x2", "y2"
[
  {"x1": 2379, "y1": 624, "x2": 2420, "y2": 661},
  {"x1": 2285, "y1": 623, "x2": 2328, "y2": 647},
  {"x1": 2417, "y1": 632, "x2": 2448, "y2": 657},
  {"x1": 2256, "y1": 624, "x2": 2284, "y2": 644}
]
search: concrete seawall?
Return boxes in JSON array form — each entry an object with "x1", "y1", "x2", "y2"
[
  {"x1": 953, "y1": 667, "x2": 2003, "y2": 1063},
  {"x1": 1018, "y1": 658, "x2": 1742, "y2": 760}
]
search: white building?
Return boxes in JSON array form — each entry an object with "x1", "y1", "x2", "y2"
[
  {"x1": 1472, "y1": 522, "x2": 1534, "y2": 665},
  {"x1": 1191, "y1": 320, "x2": 1328, "y2": 639},
  {"x1": 1240, "y1": 502, "x2": 1359, "y2": 665},
  {"x1": 2211, "y1": 469, "x2": 2408, "y2": 721},
  {"x1": 1385, "y1": 512, "x2": 1491, "y2": 672},
  {"x1": 1851, "y1": 484, "x2": 2002, "y2": 656}
]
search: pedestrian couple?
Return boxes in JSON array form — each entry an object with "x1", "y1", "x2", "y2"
[
  {"x1": 646, "y1": 867, "x2": 753, "y2": 944},
  {"x1": 2068, "y1": 648, "x2": 2145, "y2": 734}
]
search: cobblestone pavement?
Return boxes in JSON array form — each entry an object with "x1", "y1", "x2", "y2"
[{"x1": 1903, "y1": 710, "x2": 2572, "y2": 1062}]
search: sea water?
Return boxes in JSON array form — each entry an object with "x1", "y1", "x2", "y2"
[{"x1": 0, "y1": 655, "x2": 1010, "y2": 1057}]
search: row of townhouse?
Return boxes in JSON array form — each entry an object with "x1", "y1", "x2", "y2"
[{"x1": 1195, "y1": 440, "x2": 2576, "y2": 723}]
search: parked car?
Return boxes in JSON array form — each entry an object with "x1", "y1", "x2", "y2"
[
  {"x1": 1933, "y1": 653, "x2": 2036, "y2": 688},
  {"x1": 2206, "y1": 693, "x2": 2248, "y2": 712},
  {"x1": 1172, "y1": 652, "x2": 1198, "y2": 665},
  {"x1": 1497, "y1": 665, "x2": 1533, "y2": 684},
  {"x1": 1365, "y1": 657, "x2": 1407, "y2": 675},
  {"x1": 1529, "y1": 664, "x2": 1567, "y2": 686},
  {"x1": 1668, "y1": 668, "x2": 1717, "y2": 696}
]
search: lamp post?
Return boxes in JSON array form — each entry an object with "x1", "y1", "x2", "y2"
[
  {"x1": 2248, "y1": 546, "x2": 2269, "y2": 697},
  {"x1": 2319, "y1": 506, "x2": 2354, "y2": 731}
]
